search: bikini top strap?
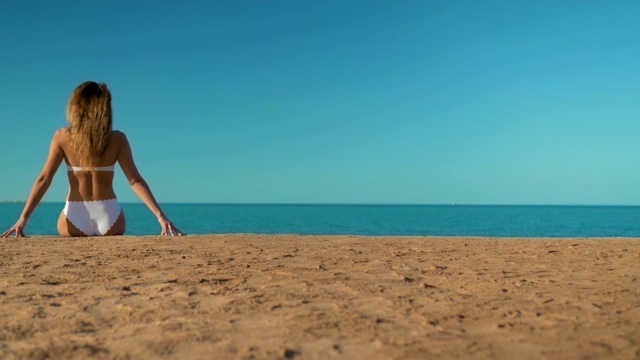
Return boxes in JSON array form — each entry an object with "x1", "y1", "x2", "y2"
[{"x1": 66, "y1": 165, "x2": 115, "y2": 172}]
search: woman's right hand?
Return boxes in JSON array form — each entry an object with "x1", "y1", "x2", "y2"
[
  {"x1": 1, "y1": 218, "x2": 27, "y2": 238},
  {"x1": 158, "y1": 215, "x2": 183, "y2": 236}
]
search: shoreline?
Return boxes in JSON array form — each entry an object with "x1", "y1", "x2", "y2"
[{"x1": 1, "y1": 234, "x2": 638, "y2": 359}]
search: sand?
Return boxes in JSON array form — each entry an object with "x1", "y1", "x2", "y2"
[{"x1": 0, "y1": 235, "x2": 638, "y2": 359}]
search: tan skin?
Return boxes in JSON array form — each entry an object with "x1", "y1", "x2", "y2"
[{"x1": 2, "y1": 129, "x2": 182, "y2": 238}]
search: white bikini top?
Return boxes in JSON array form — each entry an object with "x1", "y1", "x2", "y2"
[{"x1": 66, "y1": 165, "x2": 115, "y2": 172}]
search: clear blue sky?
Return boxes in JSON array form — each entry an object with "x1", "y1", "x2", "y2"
[{"x1": 1, "y1": 1, "x2": 639, "y2": 205}]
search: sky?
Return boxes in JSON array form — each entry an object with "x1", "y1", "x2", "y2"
[{"x1": 1, "y1": 0, "x2": 639, "y2": 205}]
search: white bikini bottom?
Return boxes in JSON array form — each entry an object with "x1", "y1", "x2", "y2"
[{"x1": 63, "y1": 199, "x2": 122, "y2": 236}]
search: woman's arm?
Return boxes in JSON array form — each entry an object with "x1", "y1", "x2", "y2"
[
  {"x1": 116, "y1": 132, "x2": 183, "y2": 236},
  {"x1": 2, "y1": 130, "x2": 64, "y2": 238}
]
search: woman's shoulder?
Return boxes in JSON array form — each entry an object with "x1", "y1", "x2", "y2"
[
  {"x1": 110, "y1": 130, "x2": 128, "y2": 142},
  {"x1": 108, "y1": 130, "x2": 131, "y2": 149},
  {"x1": 53, "y1": 128, "x2": 69, "y2": 142},
  {"x1": 54, "y1": 127, "x2": 69, "y2": 136}
]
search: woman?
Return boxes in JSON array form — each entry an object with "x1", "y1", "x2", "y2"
[{"x1": 2, "y1": 81, "x2": 182, "y2": 237}]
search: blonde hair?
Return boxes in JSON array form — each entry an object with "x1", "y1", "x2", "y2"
[{"x1": 66, "y1": 81, "x2": 113, "y2": 167}]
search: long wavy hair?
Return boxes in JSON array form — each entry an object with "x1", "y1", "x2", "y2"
[{"x1": 66, "y1": 81, "x2": 113, "y2": 167}]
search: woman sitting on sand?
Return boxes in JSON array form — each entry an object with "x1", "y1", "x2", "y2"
[{"x1": 2, "y1": 81, "x2": 182, "y2": 238}]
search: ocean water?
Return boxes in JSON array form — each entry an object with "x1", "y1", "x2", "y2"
[{"x1": 1, "y1": 203, "x2": 640, "y2": 237}]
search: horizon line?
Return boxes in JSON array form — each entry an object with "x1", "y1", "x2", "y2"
[{"x1": 3, "y1": 201, "x2": 640, "y2": 207}]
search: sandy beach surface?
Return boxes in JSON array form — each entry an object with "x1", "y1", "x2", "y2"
[{"x1": 0, "y1": 234, "x2": 638, "y2": 359}]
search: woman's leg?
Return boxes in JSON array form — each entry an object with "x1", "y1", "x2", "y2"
[
  {"x1": 57, "y1": 211, "x2": 87, "y2": 237},
  {"x1": 104, "y1": 210, "x2": 126, "y2": 236}
]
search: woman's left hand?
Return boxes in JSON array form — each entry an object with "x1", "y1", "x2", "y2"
[{"x1": 1, "y1": 219, "x2": 27, "y2": 238}]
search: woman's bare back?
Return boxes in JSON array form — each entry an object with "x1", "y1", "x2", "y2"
[{"x1": 57, "y1": 129, "x2": 126, "y2": 201}]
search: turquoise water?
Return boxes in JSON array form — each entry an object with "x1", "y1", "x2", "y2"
[{"x1": 1, "y1": 203, "x2": 640, "y2": 237}]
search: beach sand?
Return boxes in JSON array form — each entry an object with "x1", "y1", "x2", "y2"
[{"x1": 0, "y1": 235, "x2": 638, "y2": 359}]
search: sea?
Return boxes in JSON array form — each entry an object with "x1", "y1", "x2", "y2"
[{"x1": 1, "y1": 203, "x2": 640, "y2": 237}]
